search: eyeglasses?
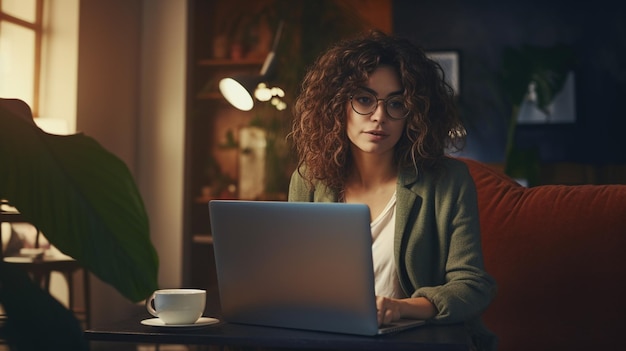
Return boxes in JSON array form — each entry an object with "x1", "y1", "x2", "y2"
[{"x1": 350, "y1": 91, "x2": 410, "y2": 120}]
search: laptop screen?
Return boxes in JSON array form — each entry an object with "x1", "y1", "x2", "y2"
[{"x1": 209, "y1": 200, "x2": 381, "y2": 335}]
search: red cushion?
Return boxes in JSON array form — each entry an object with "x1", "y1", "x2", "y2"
[{"x1": 461, "y1": 157, "x2": 626, "y2": 351}]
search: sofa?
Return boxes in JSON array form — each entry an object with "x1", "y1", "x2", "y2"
[{"x1": 461, "y1": 157, "x2": 626, "y2": 351}]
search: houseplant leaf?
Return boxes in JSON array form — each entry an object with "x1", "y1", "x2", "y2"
[
  {"x1": 501, "y1": 44, "x2": 574, "y2": 112},
  {"x1": 0, "y1": 104, "x2": 158, "y2": 302},
  {"x1": 500, "y1": 44, "x2": 575, "y2": 184}
]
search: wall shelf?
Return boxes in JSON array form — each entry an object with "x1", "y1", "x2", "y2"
[{"x1": 197, "y1": 58, "x2": 265, "y2": 67}]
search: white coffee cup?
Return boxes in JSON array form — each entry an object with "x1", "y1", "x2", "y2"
[{"x1": 146, "y1": 289, "x2": 206, "y2": 325}]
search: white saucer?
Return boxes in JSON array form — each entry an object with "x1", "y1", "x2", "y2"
[
  {"x1": 3, "y1": 256, "x2": 34, "y2": 263},
  {"x1": 140, "y1": 317, "x2": 220, "y2": 328}
]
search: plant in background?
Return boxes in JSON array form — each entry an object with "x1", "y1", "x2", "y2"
[
  {"x1": 269, "y1": 0, "x2": 367, "y2": 103},
  {"x1": 0, "y1": 100, "x2": 159, "y2": 350},
  {"x1": 214, "y1": 0, "x2": 368, "y2": 198},
  {"x1": 500, "y1": 44, "x2": 576, "y2": 185}
]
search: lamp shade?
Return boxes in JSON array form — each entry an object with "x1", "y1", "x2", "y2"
[
  {"x1": 219, "y1": 75, "x2": 264, "y2": 111},
  {"x1": 218, "y1": 21, "x2": 284, "y2": 111}
]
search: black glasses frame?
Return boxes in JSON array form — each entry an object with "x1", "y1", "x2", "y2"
[{"x1": 349, "y1": 92, "x2": 410, "y2": 120}]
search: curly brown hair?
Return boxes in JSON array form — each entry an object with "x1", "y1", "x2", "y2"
[{"x1": 288, "y1": 30, "x2": 465, "y2": 191}]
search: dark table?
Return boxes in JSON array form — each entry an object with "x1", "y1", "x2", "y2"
[{"x1": 84, "y1": 312, "x2": 471, "y2": 350}]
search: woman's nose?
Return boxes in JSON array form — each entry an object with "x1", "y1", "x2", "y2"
[{"x1": 371, "y1": 100, "x2": 387, "y2": 122}]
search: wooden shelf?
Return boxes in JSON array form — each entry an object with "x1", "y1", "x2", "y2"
[
  {"x1": 185, "y1": 0, "x2": 273, "y2": 290},
  {"x1": 197, "y1": 58, "x2": 265, "y2": 67},
  {"x1": 192, "y1": 234, "x2": 213, "y2": 245}
]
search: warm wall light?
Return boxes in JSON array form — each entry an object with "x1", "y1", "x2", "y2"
[
  {"x1": 219, "y1": 21, "x2": 284, "y2": 111},
  {"x1": 254, "y1": 83, "x2": 286, "y2": 111}
]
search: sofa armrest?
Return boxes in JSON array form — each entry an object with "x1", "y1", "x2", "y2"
[{"x1": 460, "y1": 157, "x2": 626, "y2": 351}]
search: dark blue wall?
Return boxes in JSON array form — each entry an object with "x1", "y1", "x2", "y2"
[{"x1": 393, "y1": 0, "x2": 626, "y2": 164}]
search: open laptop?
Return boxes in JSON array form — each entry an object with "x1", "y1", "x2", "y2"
[{"x1": 208, "y1": 200, "x2": 425, "y2": 336}]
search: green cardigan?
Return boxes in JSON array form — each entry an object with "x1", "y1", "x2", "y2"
[{"x1": 288, "y1": 157, "x2": 497, "y2": 350}]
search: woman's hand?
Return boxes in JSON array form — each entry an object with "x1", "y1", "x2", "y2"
[
  {"x1": 376, "y1": 296, "x2": 402, "y2": 326},
  {"x1": 376, "y1": 296, "x2": 438, "y2": 326}
]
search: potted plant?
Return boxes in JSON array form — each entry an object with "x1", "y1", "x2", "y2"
[
  {"x1": 0, "y1": 99, "x2": 158, "y2": 350},
  {"x1": 499, "y1": 44, "x2": 576, "y2": 185}
]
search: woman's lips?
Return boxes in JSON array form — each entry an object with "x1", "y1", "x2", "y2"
[{"x1": 364, "y1": 130, "x2": 388, "y2": 140}]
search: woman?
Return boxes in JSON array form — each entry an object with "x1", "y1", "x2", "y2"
[{"x1": 288, "y1": 30, "x2": 497, "y2": 350}]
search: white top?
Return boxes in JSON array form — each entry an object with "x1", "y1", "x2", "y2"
[{"x1": 370, "y1": 192, "x2": 405, "y2": 298}]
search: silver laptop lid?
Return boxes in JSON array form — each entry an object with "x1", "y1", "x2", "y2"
[{"x1": 209, "y1": 200, "x2": 380, "y2": 335}]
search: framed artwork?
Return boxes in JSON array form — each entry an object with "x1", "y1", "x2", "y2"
[{"x1": 426, "y1": 51, "x2": 460, "y2": 95}]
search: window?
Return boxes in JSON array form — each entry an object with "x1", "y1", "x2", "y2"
[{"x1": 0, "y1": 0, "x2": 43, "y2": 116}]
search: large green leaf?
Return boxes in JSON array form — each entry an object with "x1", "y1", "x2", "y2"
[
  {"x1": 500, "y1": 44, "x2": 576, "y2": 185},
  {"x1": 500, "y1": 44, "x2": 575, "y2": 111},
  {"x1": 0, "y1": 105, "x2": 158, "y2": 302}
]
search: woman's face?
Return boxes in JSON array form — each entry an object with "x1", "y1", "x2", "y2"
[{"x1": 346, "y1": 65, "x2": 407, "y2": 159}]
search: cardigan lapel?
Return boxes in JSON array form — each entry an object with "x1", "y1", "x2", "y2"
[
  {"x1": 313, "y1": 182, "x2": 340, "y2": 202},
  {"x1": 395, "y1": 167, "x2": 421, "y2": 240},
  {"x1": 394, "y1": 167, "x2": 423, "y2": 294}
]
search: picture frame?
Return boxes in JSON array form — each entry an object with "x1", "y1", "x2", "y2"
[{"x1": 426, "y1": 51, "x2": 460, "y2": 95}]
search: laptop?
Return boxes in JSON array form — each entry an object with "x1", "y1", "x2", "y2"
[{"x1": 208, "y1": 200, "x2": 425, "y2": 336}]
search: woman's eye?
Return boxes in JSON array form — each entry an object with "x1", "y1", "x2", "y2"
[
  {"x1": 388, "y1": 99, "x2": 404, "y2": 110},
  {"x1": 356, "y1": 95, "x2": 374, "y2": 105}
]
